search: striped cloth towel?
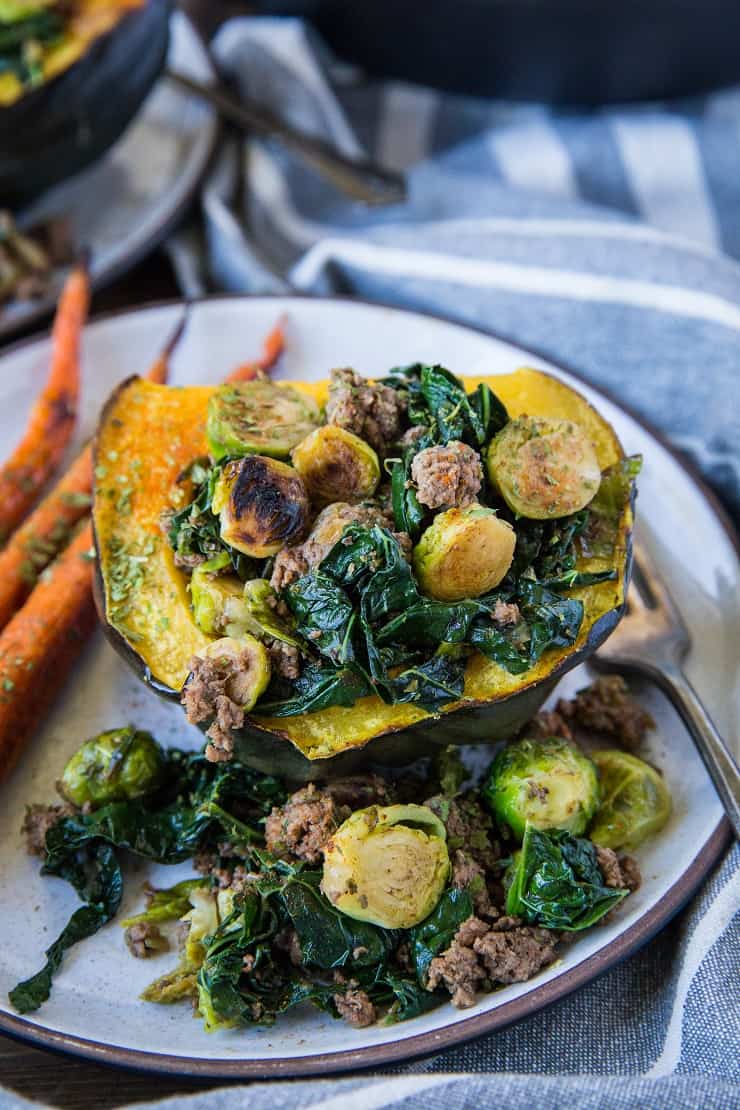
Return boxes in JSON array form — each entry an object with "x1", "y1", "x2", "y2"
[{"x1": 165, "y1": 16, "x2": 740, "y2": 1109}]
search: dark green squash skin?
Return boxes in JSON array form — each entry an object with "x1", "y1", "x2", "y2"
[{"x1": 0, "y1": 0, "x2": 170, "y2": 204}]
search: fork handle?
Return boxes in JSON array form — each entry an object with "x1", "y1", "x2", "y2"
[{"x1": 653, "y1": 664, "x2": 740, "y2": 840}]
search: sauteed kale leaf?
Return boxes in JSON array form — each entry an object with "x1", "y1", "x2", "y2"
[
  {"x1": 505, "y1": 826, "x2": 628, "y2": 931},
  {"x1": 10, "y1": 753, "x2": 285, "y2": 1014},
  {"x1": 257, "y1": 523, "x2": 592, "y2": 716}
]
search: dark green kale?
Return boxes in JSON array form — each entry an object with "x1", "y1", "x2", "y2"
[
  {"x1": 260, "y1": 522, "x2": 594, "y2": 716},
  {"x1": 504, "y1": 825, "x2": 628, "y2": 930},
  {"x1": 9, "y1": 753, "x2": 285, "y2": 1014}
]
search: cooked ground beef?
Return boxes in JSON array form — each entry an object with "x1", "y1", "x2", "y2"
[
  {"x1": 265, "y1": 784, "x2": 350, "y2": 864},
  {"x1": 527, "y1": 708, "x2": 575, "y2": 741},
  {"x1": 22, "y1": 802, "x2": 77, "y2": 856},
  {"x1": 596, "y1": 846, "x2": 642, "y2": 892},
  {"x1": 333, "y1": 987, "x2": 377, "y2": 1028},
  {"x1": 124, "y1": 922, "x2": 169, "y2": 958},
  {"x1": 425, "y1": 795, "x2": 500, "y2": 871},
  {"x1": 556, "y1": 675, "x2": 655, "y2": 750},
  {"x1": 325, "y1": 367, "x2": 406, "y2": 455},
  {"x1": 269, "y1": 502, "x2": 394, "y2": 592},
  {"x1": 474, "y1": 925, "x2": 558, "y2": 984},
  {"x1": 427, "y1": 914, "x2": 559, "y2": 1008},
  {"x1": 266, "y1": 637, "x2": 302, "y2": 680},
  {"x1": 264, "y1": 777, "x2": 391, "y2": 863},
  {"x1": 183, "y1": 646, "x2": 268, "y2": 762},
  {"x1": 491, "y1": 600, "x2": 521, "y2": 626},
  {"x1": 451, "y1": 849, "x2": 496, "y2": 917},
  {"x1": 410, "y1": 441, "x2": 483, "y2": 510}
]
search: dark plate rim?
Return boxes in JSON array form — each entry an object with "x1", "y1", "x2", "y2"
[
  {"x1": 0, "y1": 10, "x2": 220, "y2": 344},
  {"x1": 0, "y1": 292, "x2": 735, "y2": 1079}
]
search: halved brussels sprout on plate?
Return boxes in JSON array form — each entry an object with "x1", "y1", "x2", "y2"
[
  {"x1": 321, "y1": 803, "x2": 450, "y2": 928},
  {"x1": 58, "y1": 726, "x2": 164, "y2": 808},
  {"x1": 589, "y1": 749, "x2": 672, "y2": 851},
  {"x1": 484, "y1": 734, "x2": 600, "y2": 840}
]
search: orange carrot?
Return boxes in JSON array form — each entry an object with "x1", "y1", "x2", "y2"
[
  {"x1": 0, "y1": 260, "x2": 89, "y2": 544},
  {"x1": 0, "y1": 524, "x2": 96, "y2": 783},
  {"x1": 0, "y1": 310, "x2": 188, "y2": 633},
  {"x1": 227, "y1": 317, "x2": 286, "y2": 382}
]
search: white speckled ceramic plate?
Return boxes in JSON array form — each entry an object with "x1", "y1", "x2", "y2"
[
  {"x1": 0, "y1": 297, "x2": 736, "y2": 1077},
  {"x1": 0, "y1": 11, "x2": 217, "y2": 341}
]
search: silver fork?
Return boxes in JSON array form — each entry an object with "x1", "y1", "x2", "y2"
[{"x1": 591, "y1": 536, "x2": 740, "y2": 839}]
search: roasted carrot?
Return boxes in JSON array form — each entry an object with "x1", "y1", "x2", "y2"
[
  {"x1": 0, "y1": 310, "x2": 188, "y2": 633},
  {"x1": 0, "y1": 260, "x2": 89, "y2": 544},
  {"x1": 0, "y1": 524, "x2": 96, "y2": 783},
  {"x1": 227, "y1": 317, "x2": 286, "y2": 382},
  {"x1": 0, "y1": 315, "x2": 283, "y2": 782}
]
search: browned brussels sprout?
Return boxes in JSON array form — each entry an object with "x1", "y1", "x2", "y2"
[
  {"x1": 212, "y1": 455, "x2": 310, "y2": 558},
  {"x1": 291, "y1": 425, "x2": 380, "y2": 504}
]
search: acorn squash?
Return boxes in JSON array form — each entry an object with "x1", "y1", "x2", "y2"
[
  {"x1": 0, "y1": 0, "x2": 170, "y2": 204},
  {"x1": 93, "y1": 370, "x2": 634, "y2": 780}
]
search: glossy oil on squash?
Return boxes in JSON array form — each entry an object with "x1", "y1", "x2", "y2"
[{"x1": 94, "y1": 370, "x2": 631, "y2": 773}]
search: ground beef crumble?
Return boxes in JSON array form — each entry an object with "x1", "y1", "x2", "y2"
[
  {"x1": 22, "y1": 803, "x2": 77, "y2": 855},
  {"x1": 555, "y1": 675, "x2": 655, "y2": 750},
  {"x1": 266, "y1": 637, "x2": 302, "y2": 680},
  {"x1": 333, "y1": 987, "x2": 377, "y2": 1028},
  {"x1": 265, "y1": 777, "x2": 392, "y2": 863},
  {"x1": 183, "y1": 646, "x2": 268, "y2": 762},
  {"x1": 427, "y1": 915, "x2": 559, "y2": 1008},
  {"x1": 596, "y1": 846, "x2": 642, "y2": 892},
  {"x1": 410, "y1": 441, "x2": 483, "y2": 509},
  {"x1": 124, "y1": 922, "x2": 169, "y2": 958},
  {"x1": 325, "y1": 367, "x2": 406, "y2": 455}
]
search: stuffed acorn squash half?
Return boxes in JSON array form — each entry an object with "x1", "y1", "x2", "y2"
[
  {"x1": 0, "y1": 0, "x2": 170, "y2": 202},
  {"x1": 93, "y1": 364, "x2": 637, "y2": 780}
]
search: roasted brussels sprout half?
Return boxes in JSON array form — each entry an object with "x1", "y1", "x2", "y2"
[
  {"x1": 191, "y1": 635, "x2": 271, "y2": 713},
  {"x1": 190, "y1": 553, "x2": 250, "y2": 637},
  {"x1": 58, "y1": 727, "x2": 164, "y2": 808},
  {"x1": 291, "y1": 425, "x2": 380, "y2": 504},
  {"x1": 206, "y1": 380, "x2": 320, "y2": 461},
  {"x1": 484, "y1": 735, "x2": 600, "y2": 841},
  {"x1": 212, "y1": 455, "x2": 310, "y2": 559},
  {"x1": 412, "y1": 504, "x2": 516, "y2": 602},
  {"x1": 321, "y1": 804, "x2": 450, "y2": 929},
  {"x1": 487, "y1": 415, "x2": 601, "y2": 519},
  {"x1": 242, "y1": 578, "x2": 301, "y2": 647},
  {"x1": 589, "y1": 749, "x2": 672, "y2": 851}
]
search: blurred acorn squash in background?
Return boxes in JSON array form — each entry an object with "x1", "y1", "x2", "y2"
[{"x1": 0, "y1": 0, "x2": 170, "y2": 204}]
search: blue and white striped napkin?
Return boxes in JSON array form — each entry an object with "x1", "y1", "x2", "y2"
[{"x1": 162, "y1": 16, "x2": 740, "y2": 1108}]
